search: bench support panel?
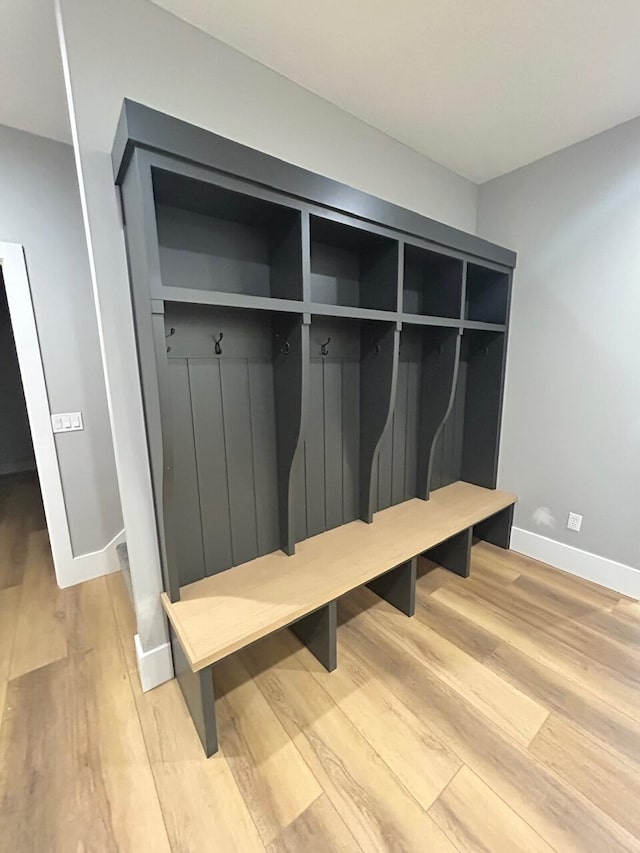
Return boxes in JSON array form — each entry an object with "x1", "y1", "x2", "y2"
[
  {"x1": 425, "y1": 527, "x2": 472, "y2": 578},
  {"x1": 290, "y1": 600, "x2": 337, "y2": 672},
  {"x1": 474, "y1": 504, "x2": 514, "y2": 550},
  {"x1": 366, "y1": 557, "x2": 417, "y2": 616},
  {"x1": 170, "y1": 628, "x2": 218, "y2": 757}
]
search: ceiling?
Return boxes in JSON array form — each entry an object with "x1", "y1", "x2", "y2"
[
  {"x1": 152, "y1": 0, "x2": 640, "y2": 182},
  {"x1": 2, "y1": 1, "x2": 640, "y2": 182}
]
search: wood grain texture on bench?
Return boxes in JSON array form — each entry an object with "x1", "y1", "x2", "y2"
[{"x1": 162, "y1": 481, "x2": 517, "y2": 671}]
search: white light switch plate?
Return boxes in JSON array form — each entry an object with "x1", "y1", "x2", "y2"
[{"x1": 51, "y1": 412, "x2": 84, "y2": 433}]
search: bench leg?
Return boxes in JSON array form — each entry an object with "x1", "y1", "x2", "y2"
[
  {"x1": 170, "y1": 627, "x2": 218, "y2": 757},
  {"x1": 474, "y1": 505, "x2": 514, "y2": 550},
  {"x1": 366, "y1": 557, "x2": 417, "y2": 616},
  {"x1": 425, "y1": 527, "x2": 472, "y2": 578},
  {"x1": 290, "y1": 600, "x2": 337, "y2": 672}
]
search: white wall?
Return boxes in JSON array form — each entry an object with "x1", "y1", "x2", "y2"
[
  {"x1": 478, "y1": 117, "x2": 640, "y2": 581},
  {"x1": 56, "y1": 0, "x2": 478, "y2": 677},
  {"x1": 0, "y1": 123, "x2": 122, "y2": 556}
]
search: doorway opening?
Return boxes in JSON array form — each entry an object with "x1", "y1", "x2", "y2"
[{"x1": 0, "y1": 265, "x2": 47, "y2": 587}]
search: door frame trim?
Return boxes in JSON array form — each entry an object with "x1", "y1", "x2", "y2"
[{"x1": 0, "y1": 241, "x2": 74, "y2": 586}]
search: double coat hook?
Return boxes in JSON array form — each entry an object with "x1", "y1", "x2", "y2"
[
  {"x1": 320, "y1": 337, "x2": 331, "y2": 356},
  {"x1": 165, "y1": 327, "x2": 175, "y2": 353},
  {"x1": 213, "y1": 332, "x2": 224, "y2": 355}
]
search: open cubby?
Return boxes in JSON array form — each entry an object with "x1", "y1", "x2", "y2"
[
  {"x1": 402, "y1": 244, "x2": 463, "y2": 318},
  {"x1": 163, "y1": 303, "x2": 304, "y2": 585},
  {"x1": 309, "y1": 214, "x2": 398, "y2": 311},
  {"x1": 465, "y1": 262, "x2": 510, "y2": 324},
  {"x1": 429, "y1": 329, "x2": 505, "y2": 492},
  {"x1": 152, "y1": 168, "x2": 303, "y2": 300},
  {"x1": 294, "y1": 316, "x2": 396, "y2": 541},
  {"x1": 375, "y1": 325, "x2": 459, "y2": 511}
]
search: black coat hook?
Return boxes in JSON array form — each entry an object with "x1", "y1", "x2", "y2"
[
  {"x1": 374, "y1": 343, "x2": 381, "y2": 357},
  {"x1": 214, "y1": 332, "x2": 224, "y2": 355},
  {"x1": 275, "y1": 332, "x2": 291, "y2": 355},
  {"x1": 166, "y1": 327, "x2": 175, "y2": 353},
  {"x1": 320, "y1": 337, "x2": 331, "y2": 356}
]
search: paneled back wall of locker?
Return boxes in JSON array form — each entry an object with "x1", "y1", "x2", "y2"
[
  {"x1": 298, "y1": 317, "x2": 361, "y2": 540},
  {"x1": 165, "y1": 304, "x2": 293, "y2": 583}
]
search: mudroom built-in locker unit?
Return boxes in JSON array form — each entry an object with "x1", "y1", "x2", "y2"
[{"x1": 114, "y1": 100, "x2": 517, "y2": 755}]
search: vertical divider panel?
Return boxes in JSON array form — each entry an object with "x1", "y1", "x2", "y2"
[
  {"x1": 359, "y1": 319, "x2": 400, "y2": 522},
  {"x1": 274, "y1": 314, "x2": 309, "y2": 555},
  {"x1": 422, "y1": 329, "x2": 462, "y2": 499}
]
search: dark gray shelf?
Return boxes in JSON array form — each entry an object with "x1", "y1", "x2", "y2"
[
  {"x1": 462, "y1": 319, "x2": 507, "y2": 332},
  {"x1": 308, "y1": 302, "x2": 398, "y2": 323},
  {"x1": 400, "y1": 313, "x2": 461, "y2": 329},
  {"x1": 153, "y1": 285, "x2": 306, "y2": 315}
]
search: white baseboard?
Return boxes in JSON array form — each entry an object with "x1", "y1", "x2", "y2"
[
  {"x1": 510, "y1": 527, "x2": 640, "y2": 600},
  {"x1": 60, "y1": 527, "x2": 126, "y2": 588},
  {"x1": 135, "y1": 634, "x2": 174, "y2": 692}
]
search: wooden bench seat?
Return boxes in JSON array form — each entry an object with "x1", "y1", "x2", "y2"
[{"x1": 162, "y1": 481, "x2": 517, "y2": 756}]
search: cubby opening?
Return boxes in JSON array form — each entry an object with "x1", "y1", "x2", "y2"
[
  {"x1": 309, "y1": 215, "x2": 398, "y2": 311},
  {"x1": 163, "y1": 303, "x2": 304, "y2": 584},
  {"x1": 465, "y1": 263, "x2": 509, "y2": 324},
  {"x1": 430, "y1": 329, "x2": 505, "y2": 492},
  {"x1": 152, "y1": 168, "x2": 303, "y2": 300},
  {"x1": 402, "y1": 244, "x2": 463, "y2": 318},
  {"x1": 293, "y1": 315, "x2": 396, "y2": 540},
  {"x1": 375, "y1": 325, "x2": 459, "y2": 511}
]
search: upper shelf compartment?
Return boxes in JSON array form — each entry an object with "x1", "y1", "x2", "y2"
[
  {"x1": 465, "y1": 262, "x2": 510, "y2": 325},
  {"x1": 309, "y1": 214, "x2": 399, "y2": 312},
  {"x1": 152, "y1": 167, "x2": 303, "y2": 302},
  {"x1": 403, "y1": 244, "x2": 463, "y2": 320}
]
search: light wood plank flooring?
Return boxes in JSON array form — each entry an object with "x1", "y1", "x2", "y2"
[{"x1": 1, "y1": 473, "x2": 639, "y2": 852}]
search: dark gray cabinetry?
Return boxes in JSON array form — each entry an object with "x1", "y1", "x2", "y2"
[{"x1": 113, "y1": 101, "x2": 516, "y2": 602}]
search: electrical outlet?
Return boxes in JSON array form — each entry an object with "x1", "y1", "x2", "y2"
[{"x1": 567, "y1": 512, "x2": 582, "y2": 532}]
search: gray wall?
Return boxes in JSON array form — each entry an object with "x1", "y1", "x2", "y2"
[
  {"x1": 0, "y1": 123, "x2": 122, "y2": 555},
  {"x1": 56, "y1": 0, "x2": 479, "y2": 658},
  {"x1": 0, "y1": 271, "x2": 34, "y2": 474},
  {"x1": 478, "y1": 116, "x2": 640, "y2": 570}
]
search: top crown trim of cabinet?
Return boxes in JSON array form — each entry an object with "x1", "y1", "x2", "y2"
[{"x1": 112, "y1": 99, "x2": 516, "y2": 270}]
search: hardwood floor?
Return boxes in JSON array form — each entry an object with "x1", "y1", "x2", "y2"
[{"x1": 1, "y1": 473, "x2": 639, "y2": 852}]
